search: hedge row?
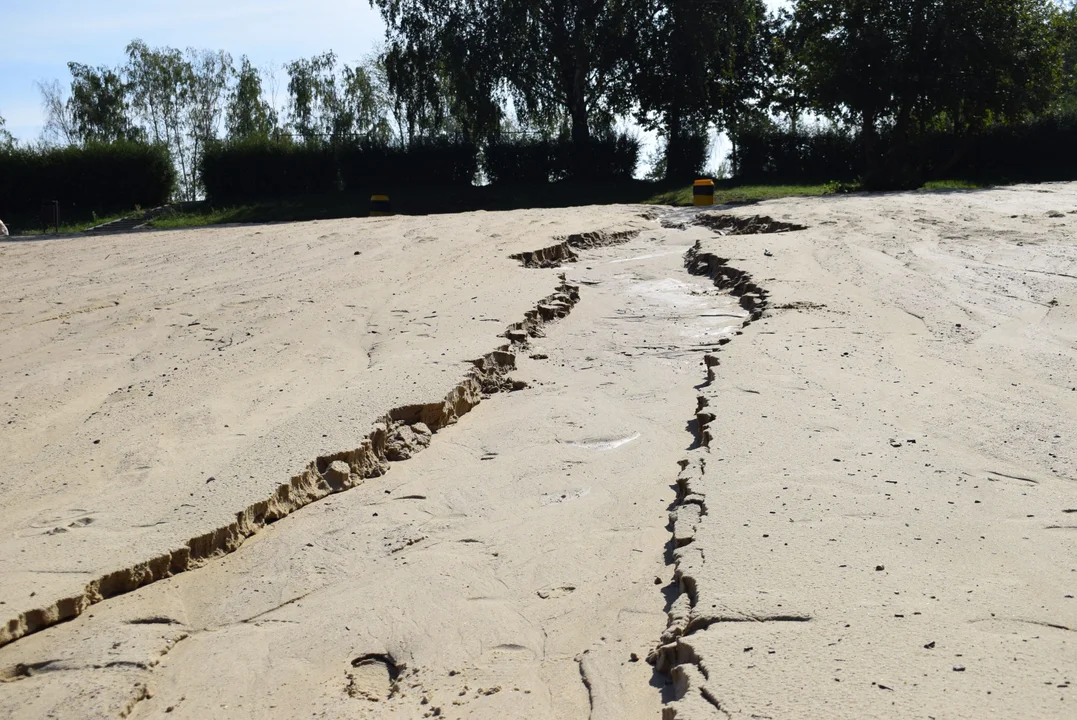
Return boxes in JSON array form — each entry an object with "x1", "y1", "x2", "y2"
[
  {"x1": 200, "y1": 137, "x2": 481, "y2": 203},
  {"x1": 476, "y1": 134, "x2": 640, "y2": 184},
  {"x1": 736, "y1": 127, "x2": 860, "y2": 184},
  {"x1": 735, "y1": 112, "x2": 1077, "y2": 185},
  {"x1": 202, "y1": 134, "x2": 639, "y2": 203},
  {"x1": 0, "y1": 142, "x2": 175, "y2": 228}
]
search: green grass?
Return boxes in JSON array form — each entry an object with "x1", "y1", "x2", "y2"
[
  {"x1": 920, "y1": 179, "x2": 995, "y2": 191},
  {"x1": 13, "y1": 210, "x2": 141, "y2": 236}
]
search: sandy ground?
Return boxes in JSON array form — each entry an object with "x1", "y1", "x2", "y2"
[{"x1": 1, "y1": 184, "x2": 1076, "y2": 719}]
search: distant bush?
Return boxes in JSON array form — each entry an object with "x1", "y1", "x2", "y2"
[
  {"x1": 921, "y1": 112, "x2": 1077, "y2": 182},
  {"x1": 581, "y1": 133, "x2": 641, "y2": 180},
  {"x1": 483, "y1": 133, "x2": 639, "y2": 185},
  {"x1": 338, "y1": 137, "x2": 478, "y2": 189},
  {"x1": 663, "y1": 133, "x2": 710, "y2": 180},
  {"x1": 201, "y1": 137, "x2": 338, "y2": 202},
  {"x1": 736, "y1": 112, "x2": 1077, "y2": 186},
  {"x1": 484, "y1": 138, "x2": 556, "y2": 184},
  {"x1": 0, "y1": 141, "x2": 174, "y2": 228},
  {"x1": 736, "y1": 126, "x2": 860, "y2": 184},
  {"x1": 202, "y1": 137, "x2": 478, "y2": 203}
]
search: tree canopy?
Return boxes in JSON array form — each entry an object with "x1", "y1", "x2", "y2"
[
  {"x1": 794, "y1": 0, "x2": 1065, "y2": 184},
  {"x1": 24, "y1": 0, "x2": 1077, "y2": 191}
]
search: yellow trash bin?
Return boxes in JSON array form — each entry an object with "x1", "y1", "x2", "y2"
[
  {"x1": 693, "y1": 180, "x2": 715, "y2": 207},
  {"x1": 370, "y1": 195, "x2": 392, "y2": 217}
]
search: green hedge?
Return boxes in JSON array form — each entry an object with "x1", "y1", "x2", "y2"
[
  {"x1": 0, "y1": 142, "x2": 174, "y2": 229},
  {"x1": 203, "y1": 135, "x2": 637, "y2": 204},
  {"x1": 338, "y1": 138, "x2": 478, "y2": 189},
  {"x1": 484, "y1": 134, "x2": 640, "y2": 185},
  {"x1": 200, "y1": 138, "x2": 339, "y2": 202},
  {"x1": 921, "y1": 113, "x2": 1077, "y2": 182},
  {"x1": 202, "y1": 137, "x2": 479, "y2": 204},
  {"x1": 736, "y1": 113, "x2": 1077, "y2": 185},
  {"x1": 735, "y1": 126, "x2": 860, "y2": 184}
]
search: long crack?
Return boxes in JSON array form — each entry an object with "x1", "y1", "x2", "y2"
[
  {"x1": 510, "y1": 228, "x2": 642, "y2": 268},
  {"x1": 1, "y1": 273, "x2": 582, "y2": 650},
  {"x1": 654, "y1": 223, "x2": 808, "y2": 719}
]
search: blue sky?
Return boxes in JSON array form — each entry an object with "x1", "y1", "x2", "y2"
[
  {"x1": 1, "y1": 0, "x2": 787, "y2": 144},
  {"x1": 0, "y1": 0, "x2": 386, "y2": 141}
]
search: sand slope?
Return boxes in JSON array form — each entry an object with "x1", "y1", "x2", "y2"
[
  {"x1": 0, "y1": 207, "x2": 648, "y2": 646},
  {"x1": 659, "y1": 186, "x2": 1077, "y2": 719},
  {"x1": 1, "y1": 185, "x2": 1075, "y2": 719}
]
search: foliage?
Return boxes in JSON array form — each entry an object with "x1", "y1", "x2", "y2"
[
  {"x1": 373, "y1": 0, "x2": 647, "y2": 147},
  {"x1": 200, "y1": 137, "x2": 338, "y2": 202},
  {"x1": 577, "y1": 132, "x2": 641, "y2": 179},
  {"x1": 0, "y1": 142, "x2": 174, "y2": 230},
  {"x1": 201, "y1": 137, "x2": 477, "y2": 203},
  {"x1": 67, "y1": 63, "x2": 141, "y2": 143},
  {"x1": 1059, "y1": 2, "x2": 1077, "y2": 110},
  {"x1": 284, "y1": 52, "x2": 392, "y2": 144},
  {"x1": 736, "y1": 110, "x2": 1077, "y2": 185},
  {"x1": 633, "y1": 0, "x2": 762, "y2": 179},
  {"x1": 185, "y1": 48, "x2": 233, "y2": 194},
  {"x1": 736, "y1": 124, "x2": 860, "y2": 183},
  {"x1": 375, "y1": 3, "x2": 504, "y2": 142},
  {"x1": 38, "y1": 79, "x2": 79, "y2": 146},
  {"x1": 764, "y1": 7, "x2": 809, "y2": 134},
  {"x1": 792, "y1": 0, "x2": 1066, "y2": 187},
  {"x1": 227, "y1": 57, "x2": 278, "y2": 140},
  {"x1": 26, "y1": 0, "x2": 1077, "y2": 202},
  {"x1": 653, "y1": 132, "x2": 710, "y2": 181},
  {"x1": 0, "y1": 113, "x2": 14, "y2": 149},
  {"x1": 484, "y1": 137, "x2": 557, "y2": 184},
  {"x1": 339, "y1": 137, "x2": 478, "y2": 188},
  {"x1": 483, "y1": 133, "x2": 639, "y2": 184}
]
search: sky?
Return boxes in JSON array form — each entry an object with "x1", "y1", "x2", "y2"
[
  {"x1": 1, "y1": 0, "x2": 787, "y2": 160},
  {"x1": 0, "y1": 0, "x2": 386, "y2": 141}
]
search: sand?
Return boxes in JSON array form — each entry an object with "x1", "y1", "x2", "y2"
[{"x1": 0, "y1": 185, "x2": 1075, "y2": 719}]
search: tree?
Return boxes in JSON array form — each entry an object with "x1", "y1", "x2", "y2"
[
  {"x1": 766, "y1": 8, "x2": 809, "y2": 134},
  {"x1": 1055, "y1": 1, "x2": 1077, "y2": 110},
  {"x1": 634, "y1": 0, "x2": 724, "y2": 178},
  {"x1": 286, "y1": 52, "x2": 338, "y2": 141},
  {"x1": 335, "y1": 62, "x2": 393, "y2": 143},
  {"x1": 632, "y1": 0, "x2": 769, "y2": 179},
  {"x1": 374, "y1": 1, "x2": 505, "y2": 141},
  {"x1": 126, "y1": 40, "x2": 195, "y2": 196},
  {"x1": 0, "y1": 113, "x2": 15, "y2": 149},
  {"x1": 372, "y1": 0, "x2": 647, "y2": 149},
  {"x1": 38, "y1": 79, "x2": 79, "y2": 146},
  {"x1": 67, "y1": 63, "x2": 140, "y2": 143},
  {"x1": 285, "y1": 52, "x2": 393, "y2": 144},
  {"x1": 186, "y1": 48, "x2": 232, "y2": 196},
  {"x1": 227, "y1": 57, "x2": 278, "y2": 140},
  {"x1": 794, "y1": 0, "x2": 1064, "y2": 186}
]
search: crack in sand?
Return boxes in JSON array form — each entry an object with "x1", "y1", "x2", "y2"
[
  {"x1": 510, "y1": 229, "x2": 642, "y2": 268},
  {"x1": 1, "y1": 271, "x2": 587, "y2": 650},
  {"x1": 652, "y1": 220, "x2": 813, "y2": 719}
]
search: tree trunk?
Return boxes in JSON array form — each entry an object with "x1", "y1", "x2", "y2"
[
  {"x1": 664, "y1": 109, "x2": 684, "y2": 181},
  {"x1": 861, "y1": 109, "x2": 880, "y2": 187},
  {"x1": 569, "y1": 78, "x2": 589, "y2": 147},
  {"x1": 567, "y1": 20, "x2": 591, "y2": 177}
]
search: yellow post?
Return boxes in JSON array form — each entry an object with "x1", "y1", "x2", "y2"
[
  {"x1": 693, "y1": 179, "x2": 715, "y2": 207},
  {"x1": 370, "y1": 195, "x2": 392, "y2": 217}
]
